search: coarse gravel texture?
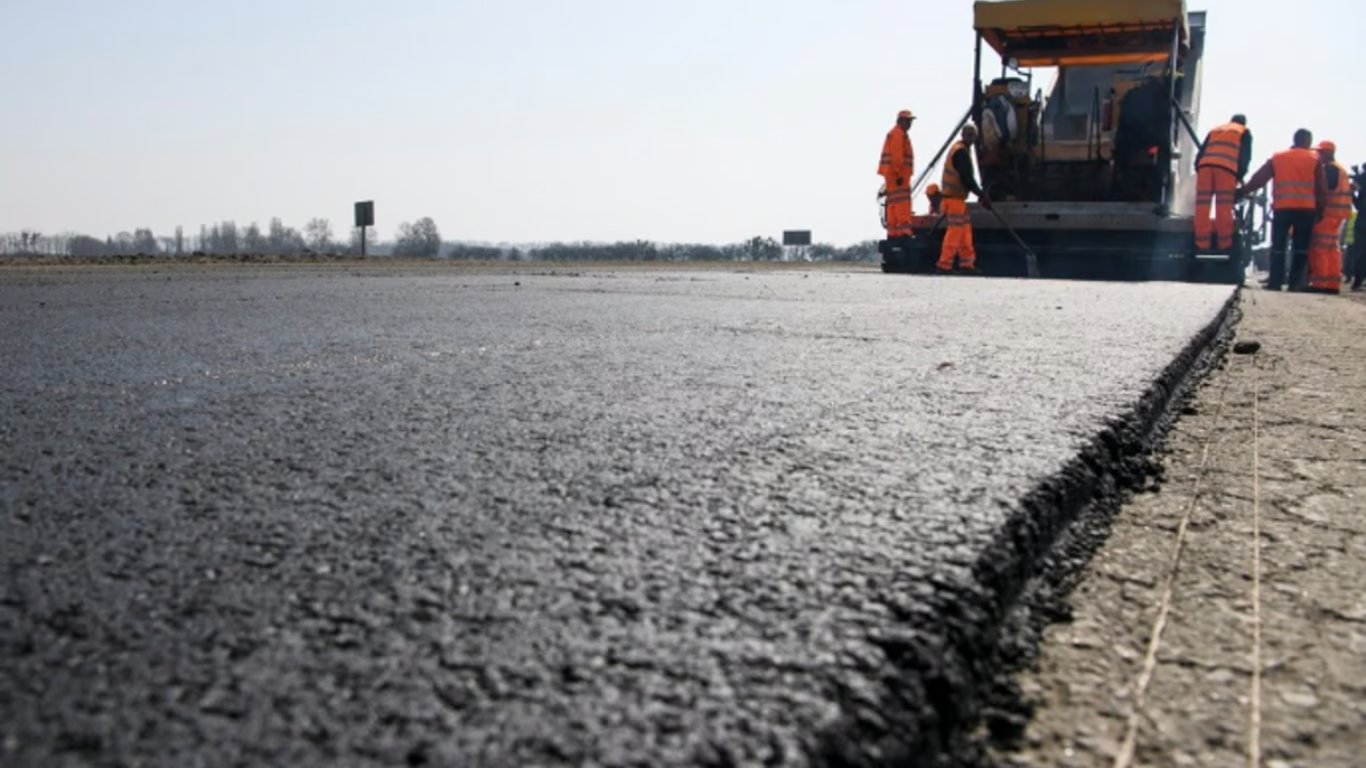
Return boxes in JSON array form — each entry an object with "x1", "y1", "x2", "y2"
[
  {"x1": 0, "y1": 264, "x2": 1234, "y2": 767},
  {"x1": 999, "y1": 287, "x2": 1366, "y2": 767}
]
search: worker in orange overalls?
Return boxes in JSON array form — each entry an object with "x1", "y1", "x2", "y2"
[
  {"x1": 1308, "y1": 140, "x2": 1352, "y2": 293},
  {"x1": 1194, "y1": 114, "x2": 1252, "y2": 250},
  {"x1": 1238, "y1": 129, "x2": 1327, "y2": 291},
  {"x1": 938, "y1": 124, "x2": 992, "y2": 274},
  {"x1": 878, "y1": 109, "x2": 916, "y2": 241}
]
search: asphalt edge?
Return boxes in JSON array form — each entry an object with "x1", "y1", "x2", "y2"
[
  {"x1": 971, "y1": 286, "x2": 1243, "y2": 764},
  {"x1": 813, "y1": 286, "x2": 1243, "y2": 767}
]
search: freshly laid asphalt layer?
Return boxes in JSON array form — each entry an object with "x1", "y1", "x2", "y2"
[{"x1": 0, "y1": 265, "x2": 1235, "y2": 767}]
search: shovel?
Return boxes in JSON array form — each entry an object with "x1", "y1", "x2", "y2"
[{"x1": 987, "y1": 205, "x2": 1040, "y2": 278}]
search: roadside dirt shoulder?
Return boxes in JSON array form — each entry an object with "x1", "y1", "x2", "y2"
[{"x1": 1000, "y1": 289, "x2": 1366, "y2": 767}]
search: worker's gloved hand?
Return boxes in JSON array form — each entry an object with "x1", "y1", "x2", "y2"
[
  {"x1": 895, "y1": 177, "x2": 904, "y2": 187},
  {"x1": 1234, "y1": 187, "x2": 1245, "y2": 201}
]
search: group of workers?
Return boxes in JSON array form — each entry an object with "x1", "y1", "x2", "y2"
[
  {"x1": 1201, "y1": 119, "x2": 1361, "y2": 293},
  {"x1": 878, "y1": 107, "x2": 1364, "y2": 291},
  {"x1": 878, "y1": 110, "x2": 988, "y2": 273}
]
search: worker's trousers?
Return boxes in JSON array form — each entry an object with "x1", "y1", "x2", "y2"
[
  {"x1": 1194, "y1": 166, "x2": 1237, "y2": 250},
  {"x1": 938, "y1": 198, "x2": 975, "y2": 270},
  {"x1": 1307, "y1": 215, "x2": 1345, "y2": 293},
  {"x1": 1267, "y1": 208, "x2": 1316, "y2": 291},
  {"x1": 883, "y1": 175, "x2": 914, "y2": 238},
  {"x1": 1350, "y1": 226, "x2": 1366, "y2": 290}
]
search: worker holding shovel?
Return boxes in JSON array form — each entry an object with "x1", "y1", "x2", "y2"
[{"x1": 937, "y1": 124, "x2": 992, "y2": 275}]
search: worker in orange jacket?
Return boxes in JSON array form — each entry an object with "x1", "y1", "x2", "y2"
[
  {"x1": 879, "y1": 110, "x2": 916, "y2": 240},
  {"x1": 1308, "y1": 140, "x2": 1352, "y2": 293},
  {"x1": 1194, "y1": 114, "x2": 1252, "y2": 250},
  {"x1": 1238, "y1": 129, "x2": 1327, "y2": 291},
  {"x1": 938, "y1": 124, "x2": 992, "y2": 274}
]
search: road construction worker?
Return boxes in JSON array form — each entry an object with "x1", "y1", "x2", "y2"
[
  {"x1": 878, "y1": 110, "x2": 916, "y2": 240},
  {"x1": 1346, "y1": 206, "x2": 1359, "y2": 287},
  {"x1": 1351, "y1": 177, "x2": 1366, "y2": 291},
  {"x1": 1344, "y1": 207, "x2": 1357, "y2": 288},
  {"x1": 938, "y1": 124, "x2": 992, "y2": 274},
  {"x1": 1238, "y1": 129, "x2": 1327, "y2": 291},
  {"x1": 1194, "y1": 114, "x2": 1252, "y2": 250},
  {"x1": 925, "y1": 183, "x2": 942, "y2": 215},
  {"x1": 1307, "y1": 141, "x2": 1352, "y2": 293}
]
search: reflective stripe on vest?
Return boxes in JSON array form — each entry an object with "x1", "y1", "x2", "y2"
[
  {"x1": 1271, "y1": 148, "x2": 1319, "y2": 211},
  {"x1": 1326, "y1": 161, "x2": 1353, "y2": 219},
  {"x1": 941, "y1": 142, "x2": 969, "y2": 199},
  {"x1": 1311, "y1": 231, "x2": 1341, "y2": 247},
  {"x1": 1197, "y1": 122, "x2": 1246, "y2": 174}
]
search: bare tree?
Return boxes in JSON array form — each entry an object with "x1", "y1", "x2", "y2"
[
  {"x1": 305, "y1": 218, "x2": 333, "y2": 252},
  {"x1": 17, "y1": 230, "x2": 41, "y2": 254},
  {"x1": 47, "y1": 233, "x2": 71, "y2": 256},
  {"x1": 132, "y1": 228, "x2": 158, "y2": 255},
  {"x1": 393, "y1": 217, "x2": 441, "y2": 257},
  {"x1": 217, "y1": 221, "x2": 238, "y2": 254},
  {"x1": 243, "y1": 222, "x2": 265, "y2": 253},
  {"x1": 268, "y1": 218, "x2": 305, "y2": 254}
]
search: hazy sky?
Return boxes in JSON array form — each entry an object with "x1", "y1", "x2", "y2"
[{"x1": 1, "y1": 0, "x2": 1362, "y2": 246}]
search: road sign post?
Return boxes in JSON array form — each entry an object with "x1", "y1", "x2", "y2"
[
  {"x1": 782, "y1": 230, "x2": 812, "y2": 262},
  {"x1": 354, "y1": 201, "x2": 375, "y2": 258}
]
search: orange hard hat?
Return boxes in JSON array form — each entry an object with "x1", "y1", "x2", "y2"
[
  {"x1": 1317, "y1": 140, "x2": 1337, "y2": 153},
  {"x1": 897, "y1": 109, "x2": 915, "y2": 120},
  {"x1": 925, "y1": 183, "x2": 940, "y2": 195}
]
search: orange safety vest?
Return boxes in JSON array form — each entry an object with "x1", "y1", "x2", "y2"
[
  {"x1": 941, "y1": 141, "x2": 970, "y2": 199},
  {"x1": 1270, "y1": 148, "x2": 1319, "y2": 211},
  {"x1": 878, "y1": 127, "x2": 914, "y2": 179},
  {"x1": 1325, "y1": 160, "x2": 1352, "y2": 220},
  {"x1": 1197, "y1": 122, "x2": 1247, "y2": 175}
]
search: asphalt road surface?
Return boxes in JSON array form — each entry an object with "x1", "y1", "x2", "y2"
[{"x1": 0, "y1": 264, "x2": 1234, "y2": 767}]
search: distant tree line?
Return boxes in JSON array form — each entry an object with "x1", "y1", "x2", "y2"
[
  {"x1": 520, "y1": 237, "x2": 875, "y2": 262},
  {"x1": 0, "y1": 218, "x2": 876, "y2": 263},
  {"x1": 0, "y1": 218, "x2": 347, "y2": 259},
  {"x1": 0, "y1": 216, "x2": 433, "y2": 259}
]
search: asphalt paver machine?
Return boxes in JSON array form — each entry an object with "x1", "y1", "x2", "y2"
[{"x1": 881, "y1": 0, "x2": 1262, "y2": 282}]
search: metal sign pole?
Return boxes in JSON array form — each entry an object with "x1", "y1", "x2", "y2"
[
  {"x1": 1162, "y1": 24, "x2": 1182, "y2": 209},
  {"x1": 354, "y1": 200, "x2": 374, "y2": 258}
]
